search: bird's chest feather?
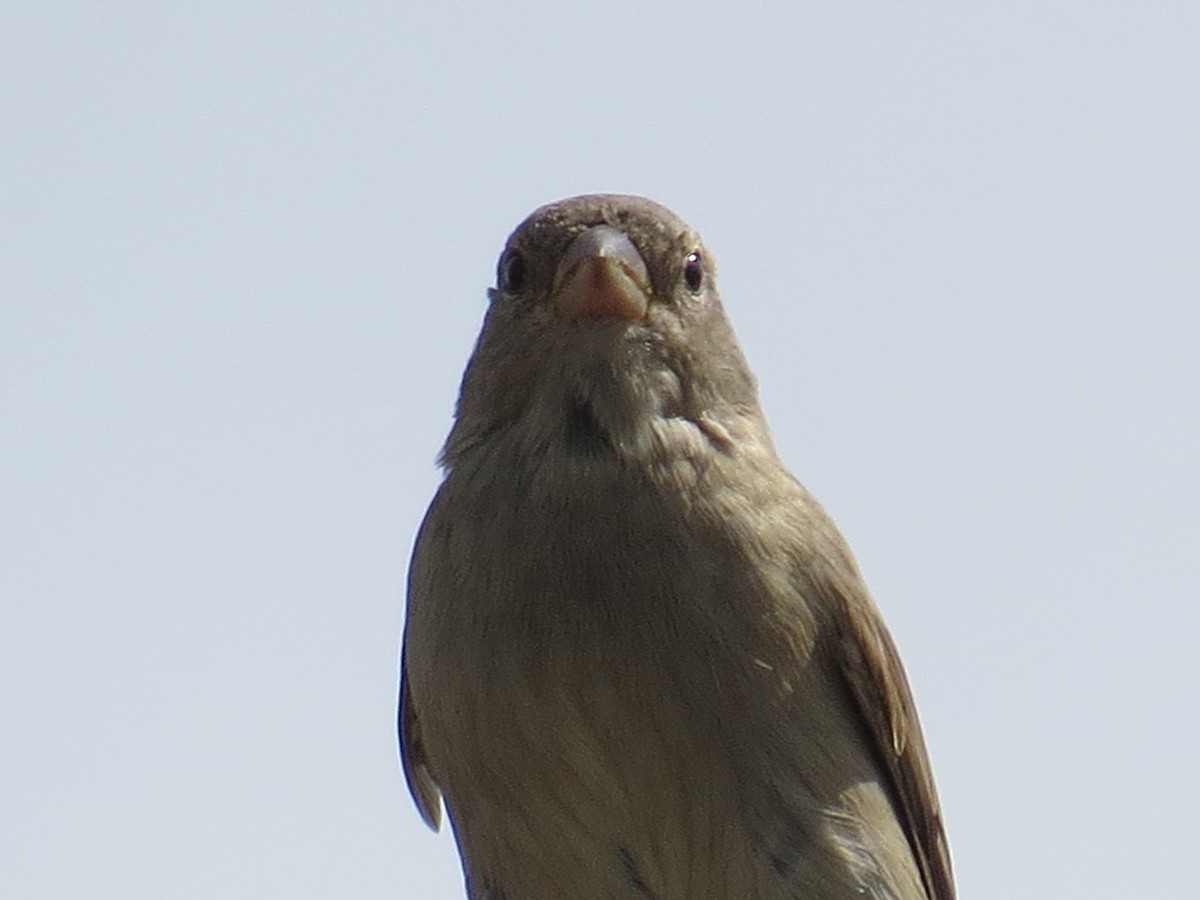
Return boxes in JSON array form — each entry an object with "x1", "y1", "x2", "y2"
[
  {"x1": 420, "y1": 441, "x2": 737, "y2": 765},
  {"x1": 408, "y1": 437, "x2": 857, "y2": 898},
  {"x1": 412, "y1": 444, "x2": 796, "y2": 895}
]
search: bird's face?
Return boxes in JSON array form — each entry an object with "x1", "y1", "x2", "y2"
[
  {"x1": 443, "y1": 195, "x2": 760, "y2": 470},
  {"x1": 493, "y1": 194, "x2": 709, "y2": 328}
]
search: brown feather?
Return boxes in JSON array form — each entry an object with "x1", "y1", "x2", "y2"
[
  {"x1": 398, "y1": 194, "x2": 956, "y2": 899},
  {"x1": 833, "y1": 578, "x2": 956, "y2": 900},
  {"x1": 399, "y1": 651, "x2": 443, "y2": 831}
]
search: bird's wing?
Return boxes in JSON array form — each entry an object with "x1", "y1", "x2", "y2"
[
  {"x1": 831, "y1": 578, "x2": 955, "y2": 900},
  {"x1": 399, "y1": 648, "x2": 443, "y2": 830}
]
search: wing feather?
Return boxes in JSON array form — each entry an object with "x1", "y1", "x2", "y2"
[
  {"x1": 833, "y1": 578, "x2": 956, "y2": 900},
  {"x1": 399, "y1": 649, "x2": 444, "y2": 831}
]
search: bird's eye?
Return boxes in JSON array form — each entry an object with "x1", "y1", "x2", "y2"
[
  {"x1": 683, "y1": 251, "x2": 704, "y2": 294},
  {"x1": 499, "y1": 251, "x2": 527, "y2": 293}
]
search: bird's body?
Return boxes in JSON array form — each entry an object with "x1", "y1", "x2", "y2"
[{"x1": 400, "y1": 195, "x2": 953, "y2": 900}]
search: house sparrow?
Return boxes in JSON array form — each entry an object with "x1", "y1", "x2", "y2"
[{"x1": 399, "y1": 194, "x2": 954, "y2": 900}]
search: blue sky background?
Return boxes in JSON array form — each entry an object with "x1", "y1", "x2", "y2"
[{"x1": 3, "y1": 3, "x2": 1197, "y2": 897}]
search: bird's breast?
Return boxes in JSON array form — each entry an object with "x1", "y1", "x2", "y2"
[
  {"x1": 412, "y1": 452, "x2": 781, "y2": 896},
  {"x1": 407, "y1": 438, "x2": 908, "y2": 898}
]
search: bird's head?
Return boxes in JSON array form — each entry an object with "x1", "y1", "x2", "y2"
[{"x1": 442, "y1": 194, "x2": 764, "y2": 472}]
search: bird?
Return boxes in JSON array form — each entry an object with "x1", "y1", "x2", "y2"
[{"x1": 399, "y1": 194, "x2": 954, "y2": 900}]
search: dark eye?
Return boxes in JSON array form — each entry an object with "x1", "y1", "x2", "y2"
[
  {"x1": 499, "y1": 251, "x2": 527, "y2": 292},
  {"x1": 683, "y1": 251, "x2": 704, "y2": 293}
]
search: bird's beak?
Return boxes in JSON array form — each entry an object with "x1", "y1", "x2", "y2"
[{"x1": 552, "y1": 225, "x2": 651, "y2": 322}]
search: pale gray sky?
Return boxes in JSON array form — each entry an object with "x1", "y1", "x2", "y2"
[{"x1": 3, "y1": 3, "x2": 1197, "y2": 898}]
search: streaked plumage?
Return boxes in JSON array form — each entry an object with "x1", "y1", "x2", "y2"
[{"x1": 400, "y1": 194, "x2": 954, "y2": 900}]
